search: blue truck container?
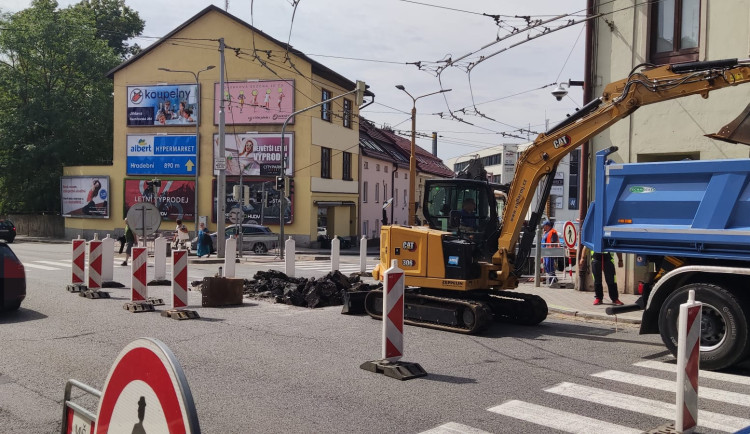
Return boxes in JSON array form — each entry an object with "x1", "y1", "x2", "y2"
[{"x1": 581, "y1": 147, "x2": 750, "y2": 370}]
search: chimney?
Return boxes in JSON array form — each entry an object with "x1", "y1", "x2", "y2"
[{"x1": 431, "y1": 132, "x2": 437, "y2": 156}]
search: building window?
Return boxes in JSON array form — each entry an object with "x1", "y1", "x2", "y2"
[
  {"x1": 343, "y1": 99, "x2": 352, "y2": 128},
  {"x1": 404, "y1": 173, "x2": 407, "y2": 180},
  {"x1": 363, "y1": 220, "x2": 368, "y2": 238},
  {"x1": 321, "y1": 147, "x2": 331, "y2": 178},
  {"x1": 394, "y1": 189, "x2": 398, "y2": 207},
  {"x1": 376, "y1": 164, "x2": 380, "y2": 172},
  {"x1": 321, "y1": 89, "x2": 332, "y2": 121},
  {"x1": 363, "y1": 181, "x2": 368, "y2": 202},
  {"x1": 403, "y1": 189, "x2": 407, "y2": 208},
  {"x1": 364, "y1": 161, "x2": 368, "y2": 169},
  {"x1": 343, "y1": 152, "x2": 352, "y2": 180},
  {"x1": 375, "y1": 183, "x2": 380, "y2": 203},
  {"x1": 384, "y1": 166, "x2": 388, "y2": 173},
  {"x1": 650, "y1": 0, "x2": 700, "y2": 64},
  {"x1": 394, "y1": 172, "x2": 398, "y2": 179}
]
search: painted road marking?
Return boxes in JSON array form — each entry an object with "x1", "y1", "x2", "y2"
[
  {"x1": 546, "y1": 382, "x2": 750, "y2": 432},
  {"x1": 420, "y1": 422, "x2": 492, "y2": 434},
  {"x1": 488, "y1": 399, "x2": 641, "y2": 434},
  {"x1": 635, "y1": 360, "x2": 750, "y2": 386},
  {"x1": 23, "y1": 263, "x2": 60, "y2": 271},
  {"x1": 593, "y1": 369, "x2": 750, "y2": 407}
]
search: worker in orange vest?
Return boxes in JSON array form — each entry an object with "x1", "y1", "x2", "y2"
[{"x1": 542, "y1": 221, "x2": 559, "y2": 284}]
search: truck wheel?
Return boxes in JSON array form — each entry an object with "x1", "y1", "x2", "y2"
[{"x1": 658, "y1": 283, "x2": 750, "y2": 371}]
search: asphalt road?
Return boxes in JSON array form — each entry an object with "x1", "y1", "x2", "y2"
[{"x1": 2, "y1": 241, "x2": 749, "y2": 433}]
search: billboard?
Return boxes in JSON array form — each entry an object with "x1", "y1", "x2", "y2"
[
  {"x1": 212, "y1": 178, "x2": 293, "y2": 225},
  {"x1": 61, "y1": 176, "x2": 110, "y2": 218},
  {"x1": 213, "y1": 133, "x2": 293, "y2": 177},
  {"x1": 215, "y1": 80, "x2": 294, "y2": 125},
  {"x1": 123, "y1": 179, "x2": 195, "y2": 222},
  {"x1": 127, "y1": 84, "x2": 200, "y2": 126},
  {"x1": 126, "y1": 134, "x2": 197, "y2": 175}
]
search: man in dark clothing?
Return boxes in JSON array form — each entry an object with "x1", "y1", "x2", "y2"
[{"x1": 580, "y1": 246, "x2": 624, "y2": 305}]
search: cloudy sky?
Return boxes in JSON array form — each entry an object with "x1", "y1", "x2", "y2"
[{"x1": 6, "y1": 0, "x2": 588, "y2": 161}]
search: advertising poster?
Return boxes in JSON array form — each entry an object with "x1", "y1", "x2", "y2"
[
  {"x1": 127, "y1": 84, "x2": 199, "y2": 126},
  {"x1": 123, "y1": 179, "x2": 195, "y2": 222},
  {"x1": 212, "y1": 178, "x2": 293, "y2": 225},
  {"x1": 215, "y1": 80, "x2": 294, "y2": 125},
  {"x1": 213, "y1": 133, "x2": 293, "y2": 177},
  {"x1": 126, "y1": 134, "x2": 198, "y2": 176},
  {"x1": 61, "y1": 176, "x2": 110, "y2": 218}
]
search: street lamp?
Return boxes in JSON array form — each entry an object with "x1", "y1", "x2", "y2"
[
  {"x1": 395, "y1": 85, "x2": 452, "y2": 225},
  {"x1": 157, "y1": 65, "x2": 215, "y2": 239}
]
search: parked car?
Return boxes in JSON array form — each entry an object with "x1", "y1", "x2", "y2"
[
  {"x1": 0, "y1": 220, "x2": 16, "y2": 243},
  {"x1": 0, "y1": 241, "x2": 25, "y2": 311},
  {"x1": 191, "y1": 224, "x2": 278, "y2": 254}
]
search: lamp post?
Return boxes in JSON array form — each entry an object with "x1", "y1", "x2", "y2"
[
  {"x1": 157, "y1": 65, "x2": 215, "y2": 239},
  {"x1": 395, "y1": 85, "x2": 451, "y2": 225}
]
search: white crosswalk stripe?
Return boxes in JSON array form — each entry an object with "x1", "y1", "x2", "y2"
[
  {"x1": 488, "y1": 400, "x2": 641, "y2": 434},
  {"x1": 420, "y1": 422, "x2": 492, "y2": 434},
  {"x1": 422, "y1": 362, "x2": 750, "y2": 433},
  {"x1": 36, "y1": 260, "x2": 72, "y2": 267},
  {"x1": 23, "y1": 262, "x2": 60, "y2": 271}
]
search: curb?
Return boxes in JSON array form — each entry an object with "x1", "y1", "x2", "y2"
[{"x1": 548, "y1": 306, "x2": 641, "y2": 324}]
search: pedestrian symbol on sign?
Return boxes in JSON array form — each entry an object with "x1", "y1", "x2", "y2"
[{"x1": 563, "y1": 221, "x2": 577, "y2": 249}]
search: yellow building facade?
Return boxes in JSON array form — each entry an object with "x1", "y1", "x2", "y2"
[{"x1": 63, "y1": 6, "x2": 362, "y2": 246}]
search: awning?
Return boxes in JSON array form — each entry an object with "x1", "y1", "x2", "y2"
[{"x1": 314, "y1": 201, "x2": 356, "y2": 207}]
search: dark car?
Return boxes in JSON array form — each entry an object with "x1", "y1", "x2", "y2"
[
  {"x1": 0, "y1": 220, "x2": 16, "y2": 243},
  {"x1": 0, "y1": 241, "x2": 26, "y2": 311},
  {"x1": 192, "y1": 224, "x2": 278, "y2": 254}
]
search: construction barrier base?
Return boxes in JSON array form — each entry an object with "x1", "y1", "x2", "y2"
[
  {"x1": 147, "y1": 279, "x2": 171, "y2": 286},
  {"x1": 79, "y1": 290, "x2": 111, "y2": 299},
  {"x1": 360, "y1": 359, "x2": 428, "y2": 381},
  {"x1": 161, "y1": 309, "x2": 200, "y2": 320},
  {"x1": 123, "y1": 302, "x2": 155, "y2": 313},
  {"x1": 549, "y1": 282, "x2": 574, "y2": 289},
  {"x1": 66, "y1": 284, "x2": 87, "y2": 293},
  {"x1": 645, "y1": 423, "x2": 678, "y2": 434},
  {"x1": 102, "y1": 281, "x2": 126, "y2": 288},
  {"x1": 147, "y1": 297, "x2": 165, "y2": 306}
]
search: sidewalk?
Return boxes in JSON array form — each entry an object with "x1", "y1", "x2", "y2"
[{"x1": 14, "y1": 235, "x2": 642, "y2": 324}]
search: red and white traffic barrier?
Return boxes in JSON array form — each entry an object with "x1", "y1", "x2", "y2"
[
  {"x1": 382, "y1": 260, "x2": 404, "y2": 362},
  {"x1": 71, "y1": 238, "x2": 85, "y2": 285},
  {"x1": 676, "y1": 289, "x2": 701, "y2": 433},
  {"x1": 130, "y1": 246, "x2": 148, "y2": 302},
  {"x1": 87, "y1": 235, "x2": 102, "y2": 290},
  {"x1": 171, "y1": 250, "x2": 188, "y2": 309}
]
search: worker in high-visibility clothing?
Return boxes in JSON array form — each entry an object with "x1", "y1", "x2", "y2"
[
  {"x1": 579, "y1": 246, "x2": 624, "y2": 306},
  {"x1": 542, "y1": 221, "x2": 559, "y2": 284}
]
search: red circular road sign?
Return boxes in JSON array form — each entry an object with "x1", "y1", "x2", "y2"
[
  {"x1": 95, "y1": 338, "x2": 200, "y2": 434},
  {"x1": 563, "y1": 221, "x2": 577, "y2": 249}
]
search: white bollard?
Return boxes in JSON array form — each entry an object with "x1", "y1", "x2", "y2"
[
  {"x1": 676, "y1": 289, "x2": 702, "y2": 433},
  {"x1": 153, "y1": 236, "x2": 167, "y2": 281},
  {"x1": 382, "y1": 259, "x2": 405, "y2": 362},
  {"x1": 101, "y1": 235, "x2": 114, "y2": 282},
  {"x1": 131, "y1": 246, "x2": 148, "y2": 302},
  {"x1": 87, "y1": 235, "x2": 102, "y2": 290},
  {"x1": 285, "y1": 236, "x2": 296, "y2": 277},
  {"x1": 360, "y1": 235, "x2": 367, "y2": 274},
  {"x1": 331, "y1": 235, "x2": 340, "y2": 272},
  {"x1": 171, "y1": 249, "x2": 188, "y2": 309},
  {"x1": 224, "y1": 237, "x2": 236, "y2": 278}
]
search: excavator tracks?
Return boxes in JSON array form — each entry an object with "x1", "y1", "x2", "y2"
[{"x1": 364, "y1": 289, "x2": 548, "y2": 334}]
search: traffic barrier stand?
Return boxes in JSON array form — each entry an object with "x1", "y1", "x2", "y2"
[
  {"x1": 147, "y1": 236, "x2": 171, "y2": 286},
  {"x1": 80, "y1": 235, "x2": 111, "y2": 298},
  {"x1": 123, "y1": 246, "x2": 154, "y2": 312},
  {"x1": 60, "y1": 379, "x2": 100, "y2": 434},
  {"x1": 67, "y1": 237, "x2": 87, "y2": 293},
  {"x1": 163, "y1": 249, "x2": 199, "y2": 320},
  {"x1": 360, "y1": 260, "x2": 427, "y2": 381},
  {"x1": 676, "y1": 289, "x2": 701, "y2": 434},
  {"x1": 542, "y1": 243, "x2": 573, "y2": 289},
  {"x1": 100, "y1": 234, "x2": 124, "y2": 288}
]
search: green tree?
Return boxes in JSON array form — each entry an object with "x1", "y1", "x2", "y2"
[
  {"x1": 71, "y1": 0, "x2": 144, "y2": 59},
  {"x1": 0, "y1": 0, "x2": 142, "y2": 214}
]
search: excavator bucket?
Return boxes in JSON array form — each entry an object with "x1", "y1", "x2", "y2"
[{"x1": 706, "y1": 102, "x2": 750, "y2": 146}]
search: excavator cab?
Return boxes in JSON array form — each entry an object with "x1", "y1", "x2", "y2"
[{"x1": 422, "y1": 179, "x2": 502, "y2": 260}]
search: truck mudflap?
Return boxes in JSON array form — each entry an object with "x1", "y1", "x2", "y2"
[
  {"x1": 605, "y1": 296, "x2": 645, "y2": 316},
  {"x1": 364, "y1": 289, "x2": 547, "y2": 334}
]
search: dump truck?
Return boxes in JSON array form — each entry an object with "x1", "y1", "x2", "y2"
[
  {"x1": 368, "y1": 58, "x2": 750, "y2": 350},
  {"x1": 582, "y1": 146, "x2": 750, "y2": 370}
]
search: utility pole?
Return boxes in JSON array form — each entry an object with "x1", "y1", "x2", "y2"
[{"x1": 217, "y1": 38, "x2": 227, "y2": 258}]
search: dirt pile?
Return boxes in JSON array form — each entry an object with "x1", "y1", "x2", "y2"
[{"x1": 243, "y1": 269, "x2": 380, "y2": 308}]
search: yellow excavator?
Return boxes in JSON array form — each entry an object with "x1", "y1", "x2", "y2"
[{"x1": 367, "y1": 58, "x2": 750, "y2": 333}]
